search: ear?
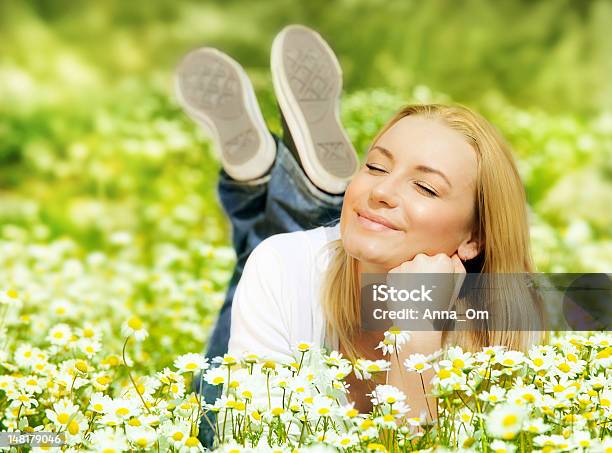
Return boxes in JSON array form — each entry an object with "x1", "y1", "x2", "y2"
[{"x1": 457, "y1": 232, "x2": 481, "y2": 261}]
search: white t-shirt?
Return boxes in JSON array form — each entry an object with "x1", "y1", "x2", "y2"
[{"x1": 228, "y1": 223, "x2": 342, "y2": 363}]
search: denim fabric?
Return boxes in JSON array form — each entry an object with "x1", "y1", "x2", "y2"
[{"x1": 197, "y1": 134, "x2": 345, "y2": 448}]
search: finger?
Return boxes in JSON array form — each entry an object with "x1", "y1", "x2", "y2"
[
  {"x1": 451, "y1": 254, "x2": 466, "y2": 274},
  {"x1": 388, "y1": 262, "x2": 406, "y2": 273}
]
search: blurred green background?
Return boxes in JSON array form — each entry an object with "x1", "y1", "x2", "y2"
[{"x1": 1, "y1": 0, "x2": 611, "y2": 274}]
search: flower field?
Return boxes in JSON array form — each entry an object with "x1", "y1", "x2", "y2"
[{"x1": 1, "y1": 83, "x2": 611, "y2": 451}]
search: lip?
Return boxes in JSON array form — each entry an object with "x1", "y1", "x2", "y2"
[{"x1": 355, "y1": 209, "x2": 400, "y2": 231}]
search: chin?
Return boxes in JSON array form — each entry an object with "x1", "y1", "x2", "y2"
[
  {"x1": 342, "y1": 236, "x2": 398, "y2": 269},
  {"x1": 340, "y1": 216, "x2": 409, "y2": 268}
]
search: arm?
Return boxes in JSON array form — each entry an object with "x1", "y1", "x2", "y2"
[
  {"x1": 387, "y1": 330, "x2": 441, "y2": 422},
  {"x1": 228, "y1": 238, "x2": 294, "y2": 363},
  {"x1": 385, "y1": 253, "x2": 465, "y2": 423}
]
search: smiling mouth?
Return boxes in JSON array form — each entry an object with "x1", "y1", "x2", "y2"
[{"x1": 356, "y1": 211, "x2": 400, "y2": 232}]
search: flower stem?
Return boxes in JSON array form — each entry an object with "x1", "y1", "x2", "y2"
[{"x1": 121, "y1": 335, "x2": 151, "y2": 414}]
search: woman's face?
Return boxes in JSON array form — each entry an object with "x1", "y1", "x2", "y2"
[{"x1": 340, "y1": 115, "x2": 479, "y2": 272}]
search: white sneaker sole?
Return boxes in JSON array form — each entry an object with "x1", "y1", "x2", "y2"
[
  {"x1": 175, "y1": 48, "x2": 276, "y2": 181},
  {"x1": 271, "y1": 25, "x2": 359, "y2": 194}
]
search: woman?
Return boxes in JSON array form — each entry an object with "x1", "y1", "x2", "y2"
[{"x1": 175, "y1": 24, "x2": 545, "y2": 447}]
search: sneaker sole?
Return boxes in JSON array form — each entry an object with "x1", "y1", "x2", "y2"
[
  {"x1": 271, "y1": 25, "x2": 359, "y2": 194},
  {"x1": 175, "y1": 48, "x2": 275, "y2": 181}
]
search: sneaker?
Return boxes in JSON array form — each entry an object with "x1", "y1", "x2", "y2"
[
  {"x1": 175, "y1": 47, "x2": 276, "y2": 181},
  {"x1": 271, "y1": 25, "x2": 359, "y2": 194}
]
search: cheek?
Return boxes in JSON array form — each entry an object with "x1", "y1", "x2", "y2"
[
  {"x1": 340, "y1": 178, "x2": 365, "y2": 227},
  {"x1": 408, "y1": 199, "x2": 472, "y2": 240},
  {"x1": 345, "y1": 174, "x2": 367, "y2": 200}
]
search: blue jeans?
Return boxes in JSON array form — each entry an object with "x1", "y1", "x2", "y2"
[{"x1": 197, "y1": 134, "x2": 344, "y2": 447}]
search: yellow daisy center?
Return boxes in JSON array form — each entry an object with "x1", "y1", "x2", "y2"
[
  {"x1": 68, "y1": 420, "x2": 80, "y2": 435},
  {"x1": 127, "y1": 317, "x2": 143, "y2": 330},
  {"x1": 502, "y1": 414, "x2": 517, "y2": 427}
]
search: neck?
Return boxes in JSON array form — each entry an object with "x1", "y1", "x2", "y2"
[
  {"x1": 357, "y1": 260, "x2": 390, "y2": 274},
  {"x1": 356, "y1": 260, "x2": 391, "y2": 288}
]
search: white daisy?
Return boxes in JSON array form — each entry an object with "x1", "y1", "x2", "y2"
[
  {"x1": 13, "y1": 343, "x2": 41, "y2": 368},
  {"x1": 309, "y1": 395, "x2": 335, "y2": 418},
  {"x1": 19, "y1": 375, "x2": 44, "y2": 394},
  {"x1": 375, "y1": 337, "x2": 396, "y2": 356},
  {"x1": 336, "y1": 403, "x2": 360, "y2": 420},
  {"x1": 353, "y1": 359, "x2": 391, "y2": 380},
  {"x1": 327, "y1": 362, "x2": 352, "y2": 381},
  {"x1": 369, "y1": 384, "x2": 407, "y2": 406},
  {"x1": 474, "y1": 345, "x2": 506, "y2": 362},
  {"x1": 45, "y1": 399, "x2": 80, "y2": 427},
  {"x1": 478, "y1": 385, "x2": 506, "y2": 404},
  {"x1": 295, "y1": 341, "x2": 313, "y2": 353},
  {"x1": 431, "y1": 364, "x2": 464, "y2": 390},
  {"x1": 495, "y1": 350, "x2": 525, "y2": 368},
  {"x1": 166, "y1": 375, "x2": 186, "y2": 398},
  {"x1": 126, "y1": 425, "x2": 157, "y2": 449},
  {"x1": 489, "y1": 439, "x2": 517, "y2": 453},
  {"x1": 533, "y1": 434, "x2": 571, "y2": 450},
  {"x1": 552, "y1": 355, "x2": 585, "y2": 378},
  {"x1": 76, "y1": 337, "x2": 102, "y2": 358},
  {"x1": 571, "y1": 430, "x2": 595, "y2": 449},
  {"x1": 212, "y1": 354, "x2": 239, "y2": 367},
  {"x1": 203, "y1": 366, "x2": 229, "y2": 387},
  {"x1": 8, "y1": 391, "x2": 39, "y2": 409},
  {"x1": 526, "y1": 351, "x2": 554, "y2": 371},
  {"x1": 47, "y1": 324, "x2": 72, "y2": 346},
  {"x1": 174, "y1": 353, "x2": 209, "y2": 373},
  {"x1": 180, "y1": 435, "x2": 205, "y2": 452},
  {"x1": 328, "y1": 431, "x2": 359, "y2": 448},
  {"x1": 403, "y1": 353, "x2": 432, "y2": 373},
  {"x1": 121, "y1": 316, "x2": 148, "y2": 341},
  {"x1": 88, "y1": 427, "x2": 129, "y2": 452},
  {"x1": 90, "y1": 392, "x2": 113, "y2": 414},
  {"x1": 506, "y1": 384, "x2": 541, "y2": 406},
  {"x1": 374, "y1": 413, "x2": 399, "y2": 429},
  {"x1": 440, "y1": 346, "x2": 474, "y2": 370},
  {"x1": 271, "y1": 367, "x2": 294, "y2": 389},
  {"x1": 485, "y1": 403, "x2": 527, "y2": 440},
  {"x1": 109, "y1": 397, "x2": 141, "y2": 421},
  {"x1": 91, "y1": 372, "x2": 113, "y2": 391},
  {"x1": 523, "y1": 417, "x2": 550, "y2": 434},
  {"x1": 389, "y1": 401, "x2": 411, "y2": 416},
  {"x1": 50, "y1": 298, "x2": 72, "y2": 318},
  {"x1": 323, "y1": 350, "x2": 350, "y2": 368},
  {"x1": 63, "y1": 411, "x2": 89, "y2": 443},
  {"x1": 0, "y1": 289, "x2": 21, "y2": 307},
  {"x1": 161, "y1": 419, "x2": 192, "y2": 449},
  {"x1": 241, "y1": 352, "x2": 260, "y2": 364}
]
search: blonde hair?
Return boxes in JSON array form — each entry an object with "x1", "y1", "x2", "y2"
[{"x1": 321, "y1": 104, "x2": 547, "y2": 361}]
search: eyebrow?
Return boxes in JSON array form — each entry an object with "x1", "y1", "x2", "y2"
[{"x1": 370, "y1": 145, "x2": 453, "y2": 188}]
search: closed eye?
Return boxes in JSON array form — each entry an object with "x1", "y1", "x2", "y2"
[
  {"x1": 415, "y1": 182, "x2": 438, "y2": 197},
  {"x1": 366, "y1": 163, "x2": 386, "y2": 173},
  {"x1": 367, "y1": 164, "x2": 438, "y2": 196}
]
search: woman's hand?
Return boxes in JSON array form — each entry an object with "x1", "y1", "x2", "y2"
[
  {"x1": 385, "y1": 253, "x2": 466, "y2": 425},
  {"x1": 389, "y1": 252, "x2": 465, "y2": 274},
  {"x1": 388, "y1": 252, "x2": 466, "y2": 311}
]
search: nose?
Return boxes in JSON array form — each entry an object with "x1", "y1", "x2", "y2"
[{"x1": 369, "y1": 175, "x2": 400, "y2": 208}]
